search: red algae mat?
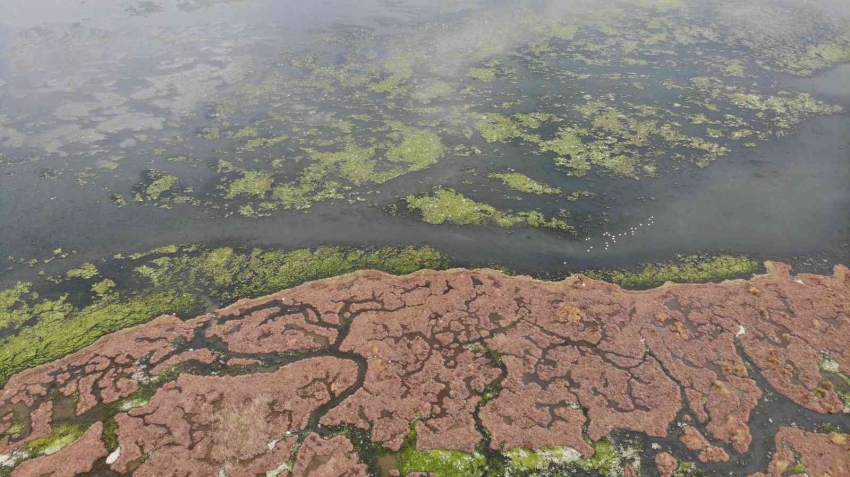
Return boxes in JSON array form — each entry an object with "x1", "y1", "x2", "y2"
[{"x1": 1, "y1": 262, "x2": 849, "y2": 476}]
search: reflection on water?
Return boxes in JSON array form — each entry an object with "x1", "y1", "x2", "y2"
[{"x1": 0, "y1": 0, "x2": 849, "y2": 284}]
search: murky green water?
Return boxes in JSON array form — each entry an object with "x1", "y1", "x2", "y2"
[{"x1": 1, "y1": 0, "x2": 849, "y2": 286}]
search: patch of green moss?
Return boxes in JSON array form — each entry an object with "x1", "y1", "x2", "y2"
[
  {"x1": 404, "y1": 189, "x2": 572, "y2": 231},
  {"x1": 585, "y1": 254, "x2": 761, "y2": 289}
]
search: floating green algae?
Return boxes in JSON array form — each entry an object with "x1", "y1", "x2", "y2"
[
  {"x1": 137, "y1": 170, "x2": 179, "y2": 201},
  {"x1": 475, "y1": 113, "x2": 559, "y2": 144},
  {"x1": 0, "y1": 244, "x2": 448, "y2": 386},
  {"x1": 132, "y1": 244, "x2": 447, "y2": 302},
  {"x1": 584, "y1": 254, "x2": 761, "y2": 289},
  {"x1": 65, "y1": 263, "x2": 99, "y2": 280},
  {"x1": 468, "y1": 67, "x2": 497, "y2": 82},
  {"x1": 404, "y1": 189, "x2": 572, "y2": 232},
  {"x1": 489, "y1": 172, "x2": 562, "y2": 196},
  {"x1": 384, "y1": 122, "x2": 445, "y2": 173},
  {"x1": 224, "y1": 170, "x2": 275, "y2": 199},
  {"x1": 242, "y1": 134, "x2": 288, "y2": 151},
  {"x1": 92, "y1": 0, "x2": 847, "y2": 229}
]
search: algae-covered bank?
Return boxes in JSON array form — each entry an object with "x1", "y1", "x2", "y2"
[{"x1": 1, "y1": 0, "x2": 849, "y2": 475}]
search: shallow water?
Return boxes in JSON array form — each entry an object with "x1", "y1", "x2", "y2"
[{"x1": 0, "y1": 0, "x2": 849, "y2": 287}]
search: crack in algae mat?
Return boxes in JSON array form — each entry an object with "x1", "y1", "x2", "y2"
[{"x1": 0, "y1": 0, "x2": 849, "y2": 475}]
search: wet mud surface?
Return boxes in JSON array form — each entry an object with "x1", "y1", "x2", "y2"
[{"x1": 0, "y1": 263, "x2": 847, "y2": 476}]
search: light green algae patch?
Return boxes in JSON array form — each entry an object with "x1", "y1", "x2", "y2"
[
  {"x1": 385, "y1": 122, "x2": 445, "y2": 173},
  {"x1": 23, "y1": 423, "x2": 89, "y2": 456},
  {"x1": 476, "y1": 113, "x2": 559, "y2": 143},
  {"x1": 309, "y1": 143, "x2": 378, "y2": 186},
  {"x1": 468, "y1": 67, "x2": 497, "y2": 82},
  {"x1": 505, "y1": 446, "x2": 581, "y2": 473},
  {"x1": 503, "y1": 438, "x2": 639, "y2": 477},
  {"x1": 135, "y1": 170, "x2": 179, "y2": 201},
  {"x1": 578, "y1": 439, "x2": 623, "y2": 477},
  {"x1": 490, "y1": 172, "x2": 562, "y2": 196},
  {"x1": 585, "y1": 254, "x2": 761, "y2": 289},
  {"x1": 224, "y1": 170, "x2": 274, "y2": 199},
  {"x1": 405, "y1": 189, "x2": 572, "y2": 232},
  {"x1": 0, "y1": 287, "x2": 198, "y2": 387},
  {"x1": 66, "y1": 263, "x2": 98, "y2": 280},
  {"x1": 242, "y1": 135, "x2": 288, "y2": 151},
  {"x1": 397, "y1": 430, "x2": 487, "y2": 477}
]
